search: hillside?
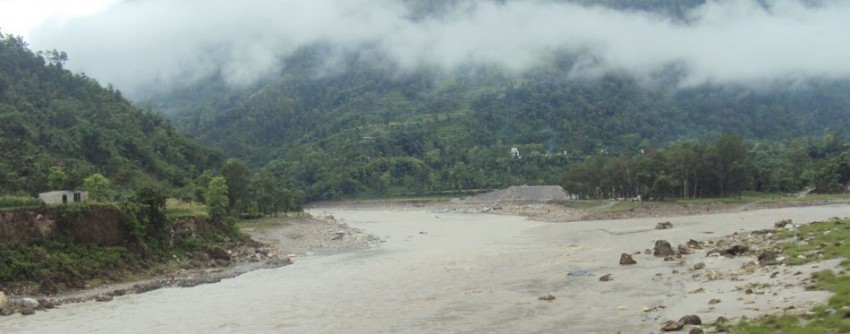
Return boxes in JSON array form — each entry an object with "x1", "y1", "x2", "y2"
[
  {"x1": 148, "y1": 42, "x2": 850, "y2": 200},
  {"x1": 0, "y1": 33, "x2": 222, "y2": 195}
]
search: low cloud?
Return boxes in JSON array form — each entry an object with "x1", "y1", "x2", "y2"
[{"x1": 26, "y1": 0, "x2": 850, "y2": 97}]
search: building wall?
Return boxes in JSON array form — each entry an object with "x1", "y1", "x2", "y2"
[{"x1": 38, "y1": 191, "x2": 89, "y2": 205}]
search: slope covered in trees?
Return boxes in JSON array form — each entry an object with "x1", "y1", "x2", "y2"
[
  {"x1": 0, "y1": 33, "x2": 222, "y2": 195},
  {"x1": 148, "y1": 39, "x2": 850, "y2": 201}
]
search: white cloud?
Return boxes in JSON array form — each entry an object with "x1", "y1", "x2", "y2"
[{"x1": 22, "y1": 0, "x2": 850, "y2": 96}]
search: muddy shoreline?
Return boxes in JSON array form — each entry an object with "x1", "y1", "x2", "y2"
[{"x1": 1, "y1": 215, "x2": 375, "y2": 315}]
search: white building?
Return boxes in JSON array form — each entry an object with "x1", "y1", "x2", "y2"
[
  {"x1": 38, "y1": 190, "x2": 88, "y2": 205},
  {"x1": 510, "y1": 147, "x2": 521, "y2": 158}
]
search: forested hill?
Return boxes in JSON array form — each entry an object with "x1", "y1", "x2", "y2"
[
  {"x1": 147, "y1": 40, "x2": 850, "y2": 200},
  {"x1": 0, "y1": 33, "x2": 221, "y2": 194}
]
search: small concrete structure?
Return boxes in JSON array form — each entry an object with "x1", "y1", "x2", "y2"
[
  {"x1": 38, "y1": 190, "x2": 88, "y2": 205},
  {"x1": 510, "y1": 147, "x2": 521, "y2": 158}
]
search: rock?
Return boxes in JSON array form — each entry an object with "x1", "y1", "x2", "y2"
[
  {"x1": 709, "y1": 298, "x2": 721, "y2": 304},
  {"x1": 331, "y1": 231, "x2": 345, "y2": 241},
  {"x1": 689, "y1": 328, "x2": 705, "y2": 334},
  {"x1": 679, "y1": 314, "x2": 702, "y2": 325},
  {"x1": 20, "y1": 306, "x2": 35, "y2": 315},
  {"x1": 656, "y1": 221, "x2": 674, "y2": 230},
  {"x1": 36, "y1": 298, "x2": 55, "y2": 310},
  {"x1": 707, "y1": 244, "x2": 749, "y2": 257},
  {"x1": 689, "y1": 288, "x2": 705, "y2": 294},
  {"x1": 654, "y1": 240, "x2": 675, "y2": 257},
  {"x1": 206, "y1": 245, "x2": 232, "y2": 261},
  {"x1": 616, "y1": 305, "x2": 628, "y2": 310},
  {"x1": 113, "y1": 289, "x2": 127, "y2": 296},
  {"x1": 775, "y1": 219, "x2": 793, "y2": 228},
  {"x1": 0, "y1": 306, "x2": 13, "y2": 316},
  {"x1": 661, "y1": 320, "x2": 684, "y2": 331},
  {"x1": 687, "y1": 239, "x2": 703, "y2": 249},
  {"x1": 693, "y1": 262, "x2": 706, "y2": 270},
  {"x1": 538, "y1": 294, "x2": 556, "y2": 301},
  {"x1": 15, "y1": 298, "x2": 39, "y2": 309},
  {"x1": 644, "y1": 249, "x2": 652, "y2": 255},
  {"x1": 0, "y1": 291, "x2": 6, "y2": 309},
  {"x1": 95, "y1": 295, "x2": 114, "y2": 302},
  {"x1": 599, "y1": 274, "x2": 613, "y2": 282},
  {"x1": 706, "y1": 270, "x2": 722, "y2": 280},
  {"x1": 758, "y1": 251, "x2": 778, "y2": 264},
  {"x1": 620, "y1": 253, "x2": 637, "y2": 265}
]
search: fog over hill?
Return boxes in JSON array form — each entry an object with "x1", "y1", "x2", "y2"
[{"x1": 24, "y1": 0, "x2": 850, "y2": 97}]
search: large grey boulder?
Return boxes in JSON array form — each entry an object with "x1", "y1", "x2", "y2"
[{"x1": 654, "y1": 240, "x2": 675, "y2": 257}]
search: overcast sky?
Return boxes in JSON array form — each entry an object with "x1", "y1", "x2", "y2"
[{"x1": 4, "y1": 0, "x2": 850, "y2": 97}]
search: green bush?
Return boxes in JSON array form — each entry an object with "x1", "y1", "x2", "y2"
[{"x1": 0, "y1": 195, "x2": 42, "y2": 209}]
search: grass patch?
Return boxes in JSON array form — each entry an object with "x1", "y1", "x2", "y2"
[
  {"x1": 0, "y1": 195, "x2": 43, "y2": 209},
  {"x1": 730, "y1": 217, "x2": 850, "y2": 333},
  {"x1": 164, "y1": 199, "x2": 208, "y2": 218}
]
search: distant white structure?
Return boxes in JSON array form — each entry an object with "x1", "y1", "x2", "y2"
[
  {"x1": 510, "y1": 147, "x2": 521, "y2": 158},
  {"x1": 38, "y1": 190, "x2": 88, "y2": 205}
]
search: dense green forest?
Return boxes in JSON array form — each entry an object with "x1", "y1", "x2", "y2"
[
  {"x1": 149, "y1": 41, "x2": 850, "y2": 201},
  {"x1": 0, "y1": 32, "x2": 221, "y2": 195}
]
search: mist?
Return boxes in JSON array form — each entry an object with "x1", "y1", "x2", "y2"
[{"x1": 26, "y1": 0, "x2": 850, "y2": 97}]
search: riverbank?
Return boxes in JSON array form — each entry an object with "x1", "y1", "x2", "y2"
[
  {"x1": 2, "y1": 202, "x2": 848, "y2": 333},
  {"x1": 0, "y1": 214, "x2": 373, "y2": 316}
]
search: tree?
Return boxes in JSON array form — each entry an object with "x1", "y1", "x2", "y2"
[
  {"x1": 205, "y1": 176, "x2": 229, "y2": 225},
  {"x1": 220, "y1": 159, "x2": 250, "y2": 214},
  {"x1": 82, "y1": 173, "x2": 111, "y2": 201},
  {"x1": 47, "y1": 166, "x2": 67, "y2": 190},
  {"x1": 710, "y1": 135, "x2": 753, "y2": 197}
]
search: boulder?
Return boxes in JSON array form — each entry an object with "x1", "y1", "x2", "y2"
[
  {"x1": 538, "y1": 294, "x2": 556, "y2": 301},
  {"x1": 661, "y1": 320, "x2": 684, "y2": 331},
  {"x1": 709, "y1": 298, "x2": 721, "y2": 305},
  {"x1": 693, "y1": 262, "x2": 706, "y2": 270},
  {"x1": 654, "y1": 240, "x2": 675, "y2": 257},
  {"x1": 620, "y1": 253, "x2": 637, "y2": 265},
  {"x1": 599, "y1": 274, "x2": 613, "y2": 282},
  {"x1": 689, "y1": 328, "x2": 705, "y2": 334},
  {"x1": 677, "y1": 244, "x2": 692, "y2": 255},
  {"x1": 0, "y1": 291, "x2": 6, "y2": 310},
  {"x1": 687, "y1": 239, "x2": 703, "y2": 249},
  {"x1": 656, "y1": 222, "x2": 674, "y2": 230},
  {"x1": 707, "y1": 245, "x2": 749, "y2": 257},
  {"x1": 757, "y1": 251, "x2": 778, "y2": 264},
  {"x1": 20, "y1": 305, "x2": 35, "y2": 316},
  {"x1": 775, "y1": 219, "x2": 793, "y2": 228},
  {"x1": 95, "y1": 295, "x2": 114, "y2": 302},
  {"x1": 36, "y1": 298, "x2": 55, "y2": 310},
  {"x1": 0, "y1": 306, "x2": 13, "y2": 316},
  {"x1": 679, "y1": 315, "x2": 702, "y2": 325},
  {"x1": 14, "y1": 298, "x2": 39, "y2": 309}
]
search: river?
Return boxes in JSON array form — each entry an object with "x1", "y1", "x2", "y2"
[{"x1": 1, "y1": 205, "x2": 848, "y2": 333}]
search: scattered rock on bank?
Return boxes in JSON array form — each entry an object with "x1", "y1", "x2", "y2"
[
  {"x1": 656, "y1": 222, "x2": 674, "y2": 230},
  {"x1": 661, "y1": 320, "x2": 683, "y2": 331},
  {"x1": 539, "y1": 294, "x2": 556, "y2": 301},
  {"x1": 95, "y1": 294, "x2": 113, "y2": 302},
  {"x1": 775, "y1": 219, "x2": 793, "y2": 228},
  {"x1": 620, "y1": 253, "x2": 637, "y2": 265},
  {"x1": 599, "y1": 274, "x2": 613, "y2": 281},
  {"x1": 679, "y1": 315, "x2": 702, "y2": 325},
  {"x1": 654, "y1": 240, "x2": 675, "y2": 257}
]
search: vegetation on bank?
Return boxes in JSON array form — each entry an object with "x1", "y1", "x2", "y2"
[{"x1": 731, "y1": 218, "x2": 850, "y2": 333}]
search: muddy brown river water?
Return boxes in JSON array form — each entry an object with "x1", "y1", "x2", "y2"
[{"x1": 2, "y1": 205, "x2": 849, "y2": 333}]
